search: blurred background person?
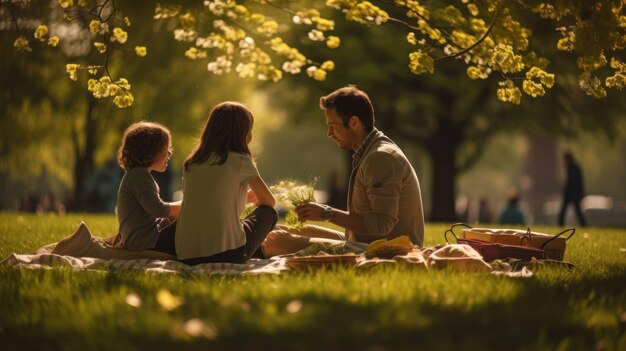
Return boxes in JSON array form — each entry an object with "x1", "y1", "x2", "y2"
[
  {"x1": 558, "y1": 151, "x2": 587, "y2": 227},
  {"x1": 499, "y1": 190, "x2": 525, "y2": 225}
]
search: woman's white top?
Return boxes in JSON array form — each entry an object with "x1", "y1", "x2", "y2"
[{"x1": 175, "y1": 152, "x2": 259, "y2": 260}]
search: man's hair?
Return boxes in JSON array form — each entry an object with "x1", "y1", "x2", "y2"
[
  {"x1": 319, "y1": 86, "x2": 375, "y2": 131},
  {"x1": 184, "y1": 101, "x2": 253, "y2": 170},
  {"x1": 117, "y1": 121, "x2": 171, "y2": 171}
]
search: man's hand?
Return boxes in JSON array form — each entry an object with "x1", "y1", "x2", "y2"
[{"x1": 295, "y1": 202, "x2": 326, "y2": 222}]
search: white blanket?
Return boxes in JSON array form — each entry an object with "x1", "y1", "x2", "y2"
[{"x1": 0, "y1": 222, "x2": 533, "y2": 277}]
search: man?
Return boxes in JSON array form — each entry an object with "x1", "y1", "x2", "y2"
[
  {"x1": 262, "y1": 86, "x2": 425, "y2": 257},
  {"x1": 558, "y1": 151, "x2": 587, "y2": 226}
]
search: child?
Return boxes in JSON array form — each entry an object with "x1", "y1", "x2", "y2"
[
  {"x1": 115, "y1": 121, "x2": 181, "y2": 255},
  {"x1": 175, "y1": 102, "x2": 277, "y2": 265}
]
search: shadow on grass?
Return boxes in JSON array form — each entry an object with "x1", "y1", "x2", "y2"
[{"x1": 0, "y1": 265, "x2": 624, "y2": 351}]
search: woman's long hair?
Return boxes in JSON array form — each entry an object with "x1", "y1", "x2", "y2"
[{"x1": 184, "y1": 102, "x2": 253, "y2": 171}]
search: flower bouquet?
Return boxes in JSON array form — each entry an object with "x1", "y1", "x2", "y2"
[{"x1": 270, "y1": 177, "x2": 318, "y2": 228}]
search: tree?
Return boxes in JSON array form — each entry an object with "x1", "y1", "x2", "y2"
[
  {"x1": 2, "y1": 0, "x2": 625, "y2": 216},
  {"x1": 0, "y1": 0, "x2": 262, "y2": 210},
  {"x1": 2, "y1": 0, "x2": 624, "y2": 109},
  {"x1": 262, "y1": 7, "x2": 625, "y2": 221}
]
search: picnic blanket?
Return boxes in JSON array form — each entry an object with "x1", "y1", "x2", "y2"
[{"x1": 0, "y1": 222, "x2": 535, "y2": 277}]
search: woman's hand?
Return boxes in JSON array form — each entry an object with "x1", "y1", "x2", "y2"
[
  {"x1": 246, "y1": 189, "x2": 258, "y2": 205},
  {"x1": 248, "y1": 177, "x2": 276, "y2": 208}
]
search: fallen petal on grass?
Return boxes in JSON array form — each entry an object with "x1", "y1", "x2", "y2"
[
  {"x1": 286, "y1": 299, "x2": 303, "y2": 314},
  {"x1": 157, "y1": 289, "x2": 183, "y2": 311},
  {"x1": 184, "y1": 318, "x2": 218, "y2": 339},
  {"x1": 125, "y1": 293, "x2": 141, "y2": 307}
]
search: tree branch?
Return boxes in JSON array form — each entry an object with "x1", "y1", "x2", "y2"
[
  {"x1": 434, "y1": 2, "x2": 503, "y2": 62},
  {"x1": 1, "y1": 1, "x2": 22, "y2": 35}
]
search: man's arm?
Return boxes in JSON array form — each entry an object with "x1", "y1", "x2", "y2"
[{"x1": 295, "y1": 202, "x2": 368, "y2": 234}]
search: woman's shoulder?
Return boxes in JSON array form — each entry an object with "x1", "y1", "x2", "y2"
[
  {"x1": 228, "y1": 151, "x2": 251, "y2": 159},
  {"x1": 228, "y1": 152, "x2": 255, "y2": 165}
]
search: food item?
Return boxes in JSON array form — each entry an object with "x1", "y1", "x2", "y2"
[{"x1": 365, "y1": 235, "x2": 414, "y2": 259}]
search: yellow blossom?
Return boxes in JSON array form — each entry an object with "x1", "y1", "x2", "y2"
[
  {"x1": 113, "y1": 91, "x2": 134, "y2": 108},
  {"x1": 154, "y1": 4, "x2": 181, "y2": 19},
  {"x1": 523, "y1": 79, "x2": 546, "y2": 97},
  {"x1": 48, "y1": 36, "x2": 60, "y2": 47},
  {"x1": 89, "y1": 20, "x2": 102, "y2": 35},
  {"x1": 94, "y1": 42, "x2": 106, "y2": 53},
  {"x1": 326, "y1": 36, "x2": 340, "y2": 49},
  {"x1": 467, "y1": 4, "x2": 479, "y2": 16},
  {"x1": 59, "y1": 0, "x2": 73, "y2": 9},
  {"x1": 257, "y1": 21, "x2": 278, "y2": 36},
  {"x1": 66, "y1": 63, "x2": 80, "y2": 81},
  {"x1": 497, "y1": 80, "x2": 522, "y2": 104},
  {"x1": 179, "y1": 13, "x2": 196, "y2": 29},
  {"x1": 306, "y1": 66, "x2": 327, "y2": 81},
  {"x1": 467, "y1": 66, "x2": 490, "y2": 80},
  {"x1": 34, "y1": 25, "x2": 48, "y2": 41},
  {"x1": 14, "y1": 36, "x2": 31, "y2": 52},
  {"x1": 606, "y1": 58, "x2": 626, "y2": 90},
  {"x1": 409, "y1": 50, "x2": 434, "y2": 74},
  {"x1": 315, "y1": 18, "x2": 335, "y2": 31},
  {"x1": 112, "y1": 27, "x2": 128, "y2": 44},
  {"x1": 134, "y1": 46, "x2": 147, "y2": 57},
  {"x1": 578, "y1": 71, "x2": 607, "y2": 98},
  {"x1": 185, "y1": 47, "x2": 207, "y2": 59},
  {"x1": 491, "y1": 44, "x2": 525, "y2": 73},
  {"x1": 250, "y1": 13, "x2": 265, "y2": 24},
  {"x1": 124, "y1": 17, "x2": 131, "y2": 27},
  {"x1": 321, "y1": 60, "x2": 335, "y2": 71}
]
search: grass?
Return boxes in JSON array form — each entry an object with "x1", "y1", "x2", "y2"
[{"x1": 0, "y1": 213, "x2": 624, "y2": 351}]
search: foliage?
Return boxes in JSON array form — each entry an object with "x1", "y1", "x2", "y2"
[
  {"x1": 270, "y1": 178, "x2": 318, "y2": 228},
  {"x1": 0, "y1": 213, "x2": 625, "y2": 350},
  {"x1": 2, "y1": 0, "x2": 624, "y2": 108}
]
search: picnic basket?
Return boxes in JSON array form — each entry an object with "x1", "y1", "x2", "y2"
[{"x1": 444, "y1": 223, "x2": 576, "y2": 261}]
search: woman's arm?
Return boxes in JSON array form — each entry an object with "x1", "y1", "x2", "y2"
[
  {"x1": 248, "y1": 177, "x2": 275, "y2": 208},
  {"x1": 246, "y1": 189, "x2": 258, "y2": 205}
]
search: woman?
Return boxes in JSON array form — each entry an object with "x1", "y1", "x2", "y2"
[{"x1": 175, "y1": 102, "x2": 277, "y2": 265}]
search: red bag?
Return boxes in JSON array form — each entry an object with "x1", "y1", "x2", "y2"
[{"x1": 454, "y1": 238, "x2": 545, "y2": 262}]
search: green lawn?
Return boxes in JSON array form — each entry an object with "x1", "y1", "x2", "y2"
[{"x1": 0, "y1": 213, "x2": 624, "y2": 351}]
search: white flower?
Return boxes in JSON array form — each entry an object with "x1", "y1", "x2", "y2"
[{"x1": 308, "y1": 29, "x2": 325, "y2": 41}]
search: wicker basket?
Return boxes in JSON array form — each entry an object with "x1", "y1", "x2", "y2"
[{"x1": 445, "y1": 224, "x2": 575, "y2": 261}]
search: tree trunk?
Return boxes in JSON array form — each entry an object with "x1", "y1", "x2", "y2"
[
  {"x1": 427, "y1": 116, "x2": 461, "y2": 222},
  {"x1": 70, "y1": 95, "x2": 98, "y2": 211},
  {"x1": 522, "y1": 135, "x2": 560, "y2": 224}
]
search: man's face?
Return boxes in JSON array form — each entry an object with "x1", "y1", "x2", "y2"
[{"x1": 325, "y1": 108, "x2": 353, "y2": 150}]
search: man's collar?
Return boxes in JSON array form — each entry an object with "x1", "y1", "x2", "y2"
[{"x1": 352, "y1": 128, "x2": 380, "y2": 168}]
